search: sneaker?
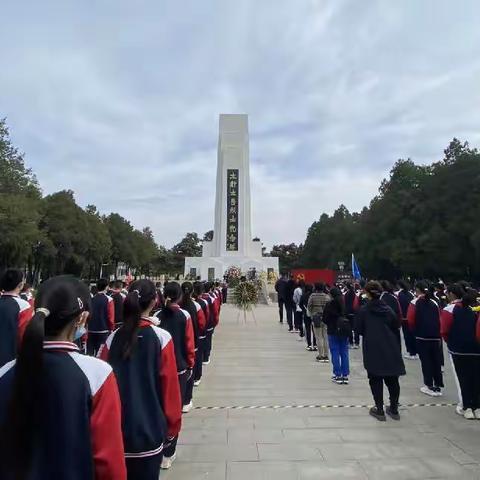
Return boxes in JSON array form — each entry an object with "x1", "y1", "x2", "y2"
[
  {"x1": 432, "y1": 387, "x2": 443, "y2": 397},
  {"x1": 386, "y1": 406, "x2": 400, "y2": 420},
  {"x1": 316, "y1": 355, "x2": 322, "y2": 361},
  {"x1": 202, "y1": 359, "x2": 210, "y2": 365},
  {"x1": 323, "y1": 357, "x2": 330, "y2": 363},
  {"x1": 334, "y1": 376, "x2": 344, "y2": 384},
  {"x1": 474, "y1": 410, "x2": 480, "y2": 420},
  {"x1": 464, "y1": 408, "x2": 475, "y2": 420},
  {"x1": 182, "y1": 401, "x2": 193, "y2": 413},
  {"x1": 332, "y1": 375, "x2": 340, "y2": 383},
  {"x1": 342, "y1": 376, "x2": 349, "y2": 385},
  {"x1": 455, "y1": 405, "x2": 465, "y2": 416},
  {"x1": 420, "y1": 386, "x2": 437, "y2": 397},
  {"x1": 404, "y1": 353, "x2": 416, "y2": 360},
  {"x1": 312, "y1": 346, "x2": 318, "y2": 351},
  {"x1": 193, "y1": 379, "x2": 201, "y2": 387},
  {"x1": 369, "y1": 406, "x2": 386, "y2": 422},
  {"x1": 306, "y1": 346, "x2": 313, "y2": 351},
  {"x1": 288, "y1": 329, "x2": 294, "y2": 333},
  {"x1": 161, "y1": 453, "x2": 177, "y2": 470},
  {"x1": 353, "y1": 344, "x2": 360, "y2": 349}
]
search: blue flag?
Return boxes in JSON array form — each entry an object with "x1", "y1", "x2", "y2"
[{"x1": 352, "y1": 253, "x2": 362, "y2": 280}]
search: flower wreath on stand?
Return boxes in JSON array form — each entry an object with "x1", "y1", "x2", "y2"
[{"x1": 232, "y1": 278, "x2": 259, "y2": 323}]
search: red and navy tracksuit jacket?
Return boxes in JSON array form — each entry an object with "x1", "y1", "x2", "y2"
[
  {"x1": 90, "y1": 292, "x2": 115, "y2": 334},
  {"x1": 0, "y1": 294, "x2": 33, "y2": 367},
  {"x1": 202, "y1": 293, "x2": 220, "y2": 330},
  {"x1": 380, "y1": 292, "x2": 402, "y2": 326},
  {"x1": 99, "y1": 318, "x2": 182, "y2": 457},
  {"x1": 441, "y1": 302, "x2": 480, "y2": 355},
  {"x1": 155, "y1": 305, "x2": 195, "y2": 373},
  {"x1": 397, "y1": 289, "x2": 414, "y2": 320},
  {"x1": 407, "y1": 296, "x2": 441, "y2": 339},
  {"x1": 193, "y1": 300, "x2": 208, "y2": 339},
  {"x1": 0, "y1": 341, "x2": 126, "y2": 480}
]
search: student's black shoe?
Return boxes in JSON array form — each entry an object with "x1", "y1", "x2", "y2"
[
  {"x1": 332, "y1": 375, "x2": 341, "y2": 383},
  {"x1": 369, "y1": 407, "x2": 386, "y2": 422},
  {"x1": 341, "y1": 376, "x2": 349, "y2": 384},
  {"x1": 386, "y1": 406, "x2": 400, "y2": 420},
  {"x1": 316, "y1": 355, "x2": 322, "y2": 361}
]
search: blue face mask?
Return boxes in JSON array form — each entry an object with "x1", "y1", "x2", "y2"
[{"x1": 74, "y1": 326, "x2": 87, "y2": 341}]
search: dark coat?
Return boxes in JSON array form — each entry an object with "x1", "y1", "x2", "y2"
[
  {"x1": 275, "y1": 278, "x2": 288, "y2": 301},
  {"x1": 356, "y1": 299, "x2": 406, "y2": 377},
  {"x1": 322, "y1": 298, "x2": 345, "y2": 336},
  {"x1": 285, "y1": 280, "x2": 296, "y2": 305}
]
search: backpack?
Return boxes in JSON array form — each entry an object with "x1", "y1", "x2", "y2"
[
  {"x1": 336, "y1": 316, "x2": 351, "y2": 337},
  {"x1": 312, "y1": 312, "x2": 323, "y2": 328}
]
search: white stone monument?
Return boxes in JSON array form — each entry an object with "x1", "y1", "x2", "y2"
[{"x1": 185, "y1": 114, "x2": 279, "y2": 280}]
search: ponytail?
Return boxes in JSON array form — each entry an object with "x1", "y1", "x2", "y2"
[
  {"x1": 462, "y1": 288, "x2": 478, "y2": 308},
  {"x1": 179, "y1": 282, "x2": 197, "y2": 323},
  {"x1": 162, "y1": 282, "x2": 182, "y2": 318},
  {"x1": 121, "y1": 291, "x2": 142, "y2": 358},
  {"x1": 120, "y1": 279, "x2": 157, "y2": 359}
]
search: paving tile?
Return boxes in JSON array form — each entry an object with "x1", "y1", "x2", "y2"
[
  {"x1": 257, "y1": 444, "x2": 323, "y2": 461},
  {"x1": 296, "y1": 461, "x2": 368, "y2": 479},
  {"x1": 163, "y1": 462, "x2": 226, "y2": 480},
  {"x1": 176, "y1": 444, "x2": 259, "y2": 462},
  {"x1": 227, "y1": 461, "x2": 298, "y2": 480}
]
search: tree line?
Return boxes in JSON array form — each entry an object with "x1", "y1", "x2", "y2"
[
  {"x1": 0, "y1": 118, "x2": 207, "y2": 282},
  {"x1": 271, "y1": 138, "x2": 480, "y2": 282}
]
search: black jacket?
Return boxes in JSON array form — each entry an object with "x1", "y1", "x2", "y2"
[
  {"x1": 285, "y1": 280, "x2": 296, "y2": 305},
  {"x1": 275, "y1": 278, "x2": 288, "y2": 301},
  {"x1": 322, "y1": 299, "x2": 345, "y2": 336},
  {"x1": 356, "y1": 299, "x2": 406, "y2": 377}
]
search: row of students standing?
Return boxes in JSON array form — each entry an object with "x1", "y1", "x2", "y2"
[{"x1": 0, "y1": 272, "x2": 223, "y2": 479}]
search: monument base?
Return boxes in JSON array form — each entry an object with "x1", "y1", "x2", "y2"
[{"x1": 184, "y1": 256, "x2": 279, "y2": 281}]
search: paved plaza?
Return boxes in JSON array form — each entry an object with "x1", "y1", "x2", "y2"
[{"x1": 164, "y1": 305, "x2": 480, "y2": 480}]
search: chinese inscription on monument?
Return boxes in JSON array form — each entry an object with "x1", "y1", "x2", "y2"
[{"x1": 226, "y1": 169, "x2": 239, "y2": 251}]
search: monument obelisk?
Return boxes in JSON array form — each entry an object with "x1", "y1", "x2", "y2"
[{"x1": 185, "y1": 114, "x2": 279, "y2": 280}]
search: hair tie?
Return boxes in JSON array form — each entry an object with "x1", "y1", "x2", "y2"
[
  {"x1": 165, "y1": 296, "x2": 172, "y2": 303},
  {"x1": 133, "y1": 289, "x2": 141, "y2": 298},
  {"x1": 77, "y1": 297, "x2": 84, "y2": 310},
  {"x1": 36, "y1": 307, "x2": 50, "y2": 317}
]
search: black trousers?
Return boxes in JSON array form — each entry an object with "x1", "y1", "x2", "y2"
[
  {"x1": 402, "y1": 323, "x2": 417, "y2": 355},
  {"x1": 303, "y1": 316, "x2": 316, "y2": 347},
  {"x1": 204, "y1": 328, "x2": 214, "y2": 362},
  {"x1": 285, "y1": 302, "x2": 294, "y2": 330},
  {"x1": 126, "y1": 453, "x2": 163, "y2": 480},
  {"x1": 278, "y1": 298, "x2": 285, "y2": 322},
  {"x1": 347, "y1": 314, "x2": 359, "y2": 345},
  {"x1": 368, "y1": 374, "x2": 400, "y2": 411},
  {"x1": 178, "y1": 370, "x2": 189, "y2": 405},
  {"x1": 87, "y1": 332, "x2": 108, "y2": 356},
  {"x1": 163, "y1": 436, "x2": 178, "y2": 459},
  {"x1": 294, "y1": 310, "x2": 304, "y2": 336},
  {"x1": 416, "y1": 339, "x2": 444, "y2": 389},
  {"x1": 184, "y1": 357, "x2": 196, "y2": 405},
  {"x1": 452, "y1": 354, "x2": 480, "y2": 410},
  {"x1": 194, "y1": 338, "x2": 205, "y2": 381}
]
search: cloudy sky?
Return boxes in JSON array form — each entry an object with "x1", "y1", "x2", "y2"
[{"x1": 1, "y1": 1, "x2": 480, "y2": 248}]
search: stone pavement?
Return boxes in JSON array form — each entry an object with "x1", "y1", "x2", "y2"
[{"x1": 164, "y1": 305, "x2": 480, "y2": 480}]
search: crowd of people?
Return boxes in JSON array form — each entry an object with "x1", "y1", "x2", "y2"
[
  {"x1": 0, "y1": 269, "x2": 223, "y2": 479},
  {"x1": 275, "y1": 274, "x2": 480, "y2": 422}
]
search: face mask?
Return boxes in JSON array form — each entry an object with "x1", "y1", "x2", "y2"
[{"x1": 74, "y1": 326, "x2": 87, "y2": 341}]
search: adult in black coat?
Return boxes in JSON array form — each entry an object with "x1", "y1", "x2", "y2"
[
  {"x1": 284, "y1": 277, "x2": 297, "y2": 331},
  {"x1": 356, "y1": 281, "x2": 406, "y2": 422}
]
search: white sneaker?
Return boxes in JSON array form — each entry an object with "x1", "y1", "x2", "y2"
[
  {"x1": 420, "y1": 386, "x2": 437, "y2": 397},
  {"x1": 456, "y1": 405, "x2": 465, "y2": 416},
  {"x1": 464, "y1": 408, "x2": 475, "y2": 420},
  {"x1": 161, "y1": 453, "x2": 176, "y2": 470},
  {"x1": 193, "y1": 379, "x2": 201, "y2": 387},
  {"x1": 202, "y1": 359, "x2": 210, "y2": 365},
  {"x1": 182, "y1": 401, "x2": 193, "y2": 413},
  {"x1": 433, "y1": 389, "x2": 443, "y2": 397},
  {"x1": 474, "y1": 410, "x2": 480, "y2": 420}
]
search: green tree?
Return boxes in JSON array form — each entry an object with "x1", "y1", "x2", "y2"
[
  {"x1": 270, "y1": 243, "x2": 303, "y2": 271},
  {"x1": 84, "y1": 205, "x2": 112, "y2": 278}
]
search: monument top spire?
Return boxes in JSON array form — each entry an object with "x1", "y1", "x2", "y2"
[{"x1": 184, "y1": 114, "x2": 278, "y2": 280}]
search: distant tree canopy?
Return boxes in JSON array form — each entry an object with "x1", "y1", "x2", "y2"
[
  {"x1": 0, "y1": 118, "x2": 207, "y2": 280},
  {"x1": 300, "y1": 138, "x2": 480, "y2": 281}
]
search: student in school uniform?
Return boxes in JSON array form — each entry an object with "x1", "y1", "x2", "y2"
[
  {"x1": 397, "y1": 280, "x2": 417, "y2": 359},
  {"x1": 0, "y1": 276, "x2": 126, "y2": 480},
  {"x1": 155, "y1": 282, "x2": 195, "y2": 470},
  {"x1": 110, "y1": 280, "x2": 126, "y2": 327},
  {"x1": 88, "y1": 278, "x2": 115, "y2": 356},
  {"x1": 407, "y1": 281, "x2": 444, "y2": 397},
  {"x1": 179, "y1": 281, "x2": 205, "y2": 413},
  {"x1": 0, "y1": 269, "x2": 34, "y2": 367},
  {"x1": 99, "y1": 279, "x2": 182, "y2": 479},
  {"x1": 202, "y1": 282, "x2": 220, "y2": 364},
  {"x1": 293, "y1": 280, "x2": 305, "y2": 339},
  {"x1": 192, "y1": 282, "x2": 209, "y2": 386},
  {"x1": 441, "y1": 283, "x2": 466, "y2": 416},
  {"x1": 441, "y1": 287, "x2": 480, "y2": 420}
]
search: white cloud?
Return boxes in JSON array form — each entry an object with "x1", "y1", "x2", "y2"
[{"x1": 1, "y1": 0, "x2": 480, "y2": 248}]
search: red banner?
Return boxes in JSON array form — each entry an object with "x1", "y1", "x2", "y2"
[{"x1": 291, "y1": 269, "x2": 336, "y2": 286}]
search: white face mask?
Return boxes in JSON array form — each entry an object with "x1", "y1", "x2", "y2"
[{"x1": 74, "y1": 325, "x2": 87, "y2": 341}]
